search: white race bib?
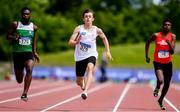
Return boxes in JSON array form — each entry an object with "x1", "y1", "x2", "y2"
[
  {"x1": 19, "y1": 38, "x2": 31, "y2": 45},
  {"x1": 158, "y1": 50, "x2": 169, "y2": 58},
  {"x1": 79, "y1": 42, "x2": 91, "y2": 53}
]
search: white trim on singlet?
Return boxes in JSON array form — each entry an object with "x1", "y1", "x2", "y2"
[
  {"x1": 17, "y1": 21, "x2": 34, "y2": 31},
  {"x1": 74, "y1": 25, "x2": 98, "y2": 61}
]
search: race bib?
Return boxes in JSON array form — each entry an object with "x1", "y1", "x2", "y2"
[
  {"x1": 158, "y1": 50, "x2": 169, "y2": 58},
  {"x1": 19, "y1": 37, "x2": 31, "y2": 45},
  {"x1": 79, "y1": 42, "x2": 91, "y2": 52}
]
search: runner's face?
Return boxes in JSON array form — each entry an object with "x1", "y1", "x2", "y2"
[
  {"x1": 21, "y1": 10, "x2": 31, "y2": 22},
  {"x1": 163, "y1": 21, "x2": 171, "y2": 32},
  {"x1": 83, "y1": 12, "x2": 94, "y2": 24}
]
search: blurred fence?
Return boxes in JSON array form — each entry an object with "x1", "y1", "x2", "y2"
[{"x1": 31, "y1": 66, "x2": 180, "y2": 83}]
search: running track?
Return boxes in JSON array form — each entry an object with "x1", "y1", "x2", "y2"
[{"x1": 0, "y1": 79, "x2": 179, "y2": 112}]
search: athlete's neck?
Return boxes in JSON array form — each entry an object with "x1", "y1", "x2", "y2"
[
  {"x1": 21, "y1": 20, "x2": 30, "y2": 25},
  {"x1": 162, "y1": 30, "x2": 170, "y2": 36},
  {"x1": 84, "y1": 24, "x2": 93, "y2": 30}
]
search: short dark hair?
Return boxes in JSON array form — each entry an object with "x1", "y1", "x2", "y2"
[
  {"x1": 21, "y1": 7, "x2": 31, "y2": 13},
  {"x1": 82, "y1": 9, "x2": 95, "y2": 18},
  {"x1": 163, "y1": 19, "x2": 172, "y2": 24}
]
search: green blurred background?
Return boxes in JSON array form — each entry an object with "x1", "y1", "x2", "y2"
[{"x1": 0, "y1": 0, "x2": 180, "y2": 79}]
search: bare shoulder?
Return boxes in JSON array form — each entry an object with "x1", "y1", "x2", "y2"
[
  {"x1": 73, "y1": 25, "x2": 81, "y2": 33},
  {"x1": 154, "y1": 32, "x2": 158, "y2": 37},
  {"x1": 12, "y1": 21, "x2": 18, "y2": 28},
  {"x1": 151, "y1": 33, "x2": 158, "y2": 40},
  {"x1": 33, "y1": 24, "x2": 38, "y2": 30},
  {"x1": 172, "y1": 33, "x2": 176, "y2": 40},
  {"x1": 96, "y1": 26, "x2": 103, "y2": 35},
  {"x1": 75, "y1": 25, "x2": 81, "y2": 30},
  {"x1": 146, "y1": 33, "x2": 157, "y2": 42},
  {"x1": 95, "y1": 26, "x2": 101, "y2": 31}
]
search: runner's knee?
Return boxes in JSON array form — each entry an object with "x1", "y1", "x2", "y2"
[
  {"x1": 76, "y1": 78, "x2": 83, "y2": 86},
  {"x1": 76, "y1": 80, "x2": 81, "y2": 86},
  {"x1": 26, "y1": 67, "x2": 33, "y2": 75},
  {"x1": 15, "y1": 71, "x2": 23, "y2": 83},
  {"x1": 158, "y1": 79, "x2": 163, "y2": 85},
  {"x1": 16, "y1": 78, "x2": 23, "y2": 84}
]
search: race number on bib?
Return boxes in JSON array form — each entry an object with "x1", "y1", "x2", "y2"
[
  {"x1": 158, "y1": 50, "x2": 169, "y2": 58},
  {"x1": 80, "y1": 42, "x2": 91, "y2": 52},
  {"x1": 19, "y1": 38, "x2": 31, "y2": 45}
]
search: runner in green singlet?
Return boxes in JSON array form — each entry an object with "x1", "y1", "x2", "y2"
[{"x1": 7, "y1": 7, "x2": 40, "y2": 102}]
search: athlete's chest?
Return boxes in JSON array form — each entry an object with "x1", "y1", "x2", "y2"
[
  {"x1": 80, "y1": 28, "x2": 97, "y2": 41},
  {"x1": 156, "y1": 34, "x2": 172, "y2": 46}
]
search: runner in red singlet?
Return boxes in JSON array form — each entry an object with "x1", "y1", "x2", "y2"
[{"x1": 145, "y1": 19, "x2": 176, "y2": 110}]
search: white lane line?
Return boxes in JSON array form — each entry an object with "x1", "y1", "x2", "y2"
[
  {"x1": 112, "y1": 83, "x2": 131, "y2": 112},
  {"x1": 0, "y1": 81, "x2": 63, "y2": 94},
  {"x1": 164, "y1": 98, "x2": 180, "y2": 112},
  {"x1": 0, "y1": 84, "x2": 76, "y2": 104},
  {"x1": 41, "y1": 82, "x2": 111, "y2": 112},
  {"x1": 149, "y1": 84, "x2": 180, "y2": 112}
]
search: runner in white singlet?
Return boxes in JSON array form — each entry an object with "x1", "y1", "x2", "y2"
[{"x1": 69, "y1": 9, "x2": 113, "y2": 100}]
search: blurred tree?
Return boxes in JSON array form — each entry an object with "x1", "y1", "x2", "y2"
[
  {"x1": 0, "y1": 0, "x2": 26, "y2": 35},
  {"x1": 0, "y1": 0, "x2": 179, "y2": 61},
  {"x1": 0, "y1": 35, "x2": 11, "y2": 60},
  {"x1": 95, "y1": 11, "x2": 125, "y2": 45},
  {"x1": 164, "y1": 0, "x2": 180, "y2": 39},
  {"x1": 37, "y1": 14, "x2": 76, "y2": 52},
  {"x1": 46, "y1": 0, "x2": 83, "y2": 14},
  {"x1": 129, "y1": 0, "x2": 154, "y2": 9},
  {"x1": 91, "y1": 0, "x2": 130, "y2": 13},
  {"x1": 0, "y1": 0, "x2": 27, "y2": 60}
]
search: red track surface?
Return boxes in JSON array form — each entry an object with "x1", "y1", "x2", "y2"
[{"x1": 0, "y1": 79, "x2": 179, "y2": 112}]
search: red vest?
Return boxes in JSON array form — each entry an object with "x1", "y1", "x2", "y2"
[{"x1": 154, "y1": 32, "x2": 172, "y2": 63}]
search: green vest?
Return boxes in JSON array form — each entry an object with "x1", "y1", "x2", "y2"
[{"x1": 12, "y1": 21, "x2": 34, "y2": 52}]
